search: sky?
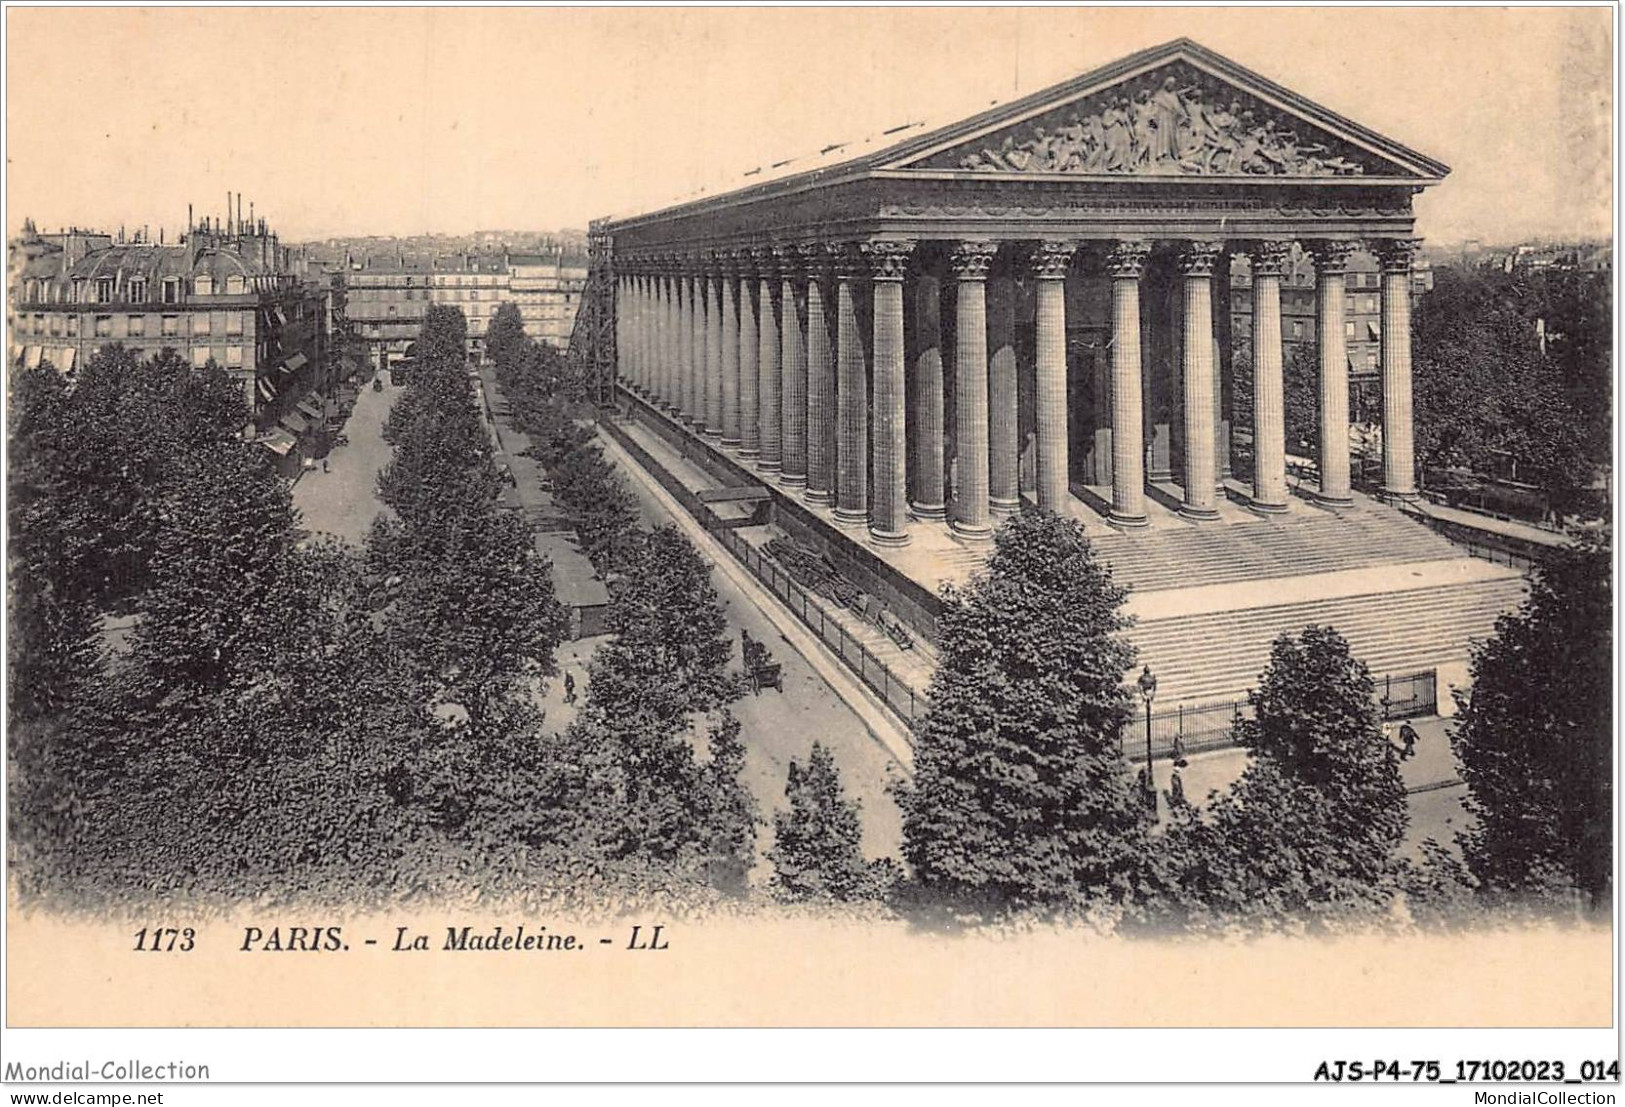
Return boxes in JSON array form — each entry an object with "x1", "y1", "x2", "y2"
[{"x1": 5, "y1": 6, "x2": 1614, "y2": 247}]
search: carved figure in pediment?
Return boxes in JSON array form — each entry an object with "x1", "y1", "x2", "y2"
[
  {"x1": 1130, "y1": 89, "x2": 1157, "y2": 167},
  {"x1": 1149, "y1": 76, "x2": 1188, "y2": 164}
]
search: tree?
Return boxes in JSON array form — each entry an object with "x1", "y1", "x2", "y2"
[
  {"x1": 699, "y1": 710, "x2": 758, "y2": 895},
  {"x1": 485, "y1": 302, "x2": 528, "y2": 372},
  {"x1": 1153, "y1": 626, "x2": 1408, "y2": 931},
  {"x1": 769, "y1": 742, "x2": 875, "y2": 901},
  {"x1": 895, "y1": 510, "x2": 1148, "y2": 913},
  {"x1": 584, "y1": 525, "x2": 739, "y2": 729},
  {"x1": 1450, "y1": 528, "x2": 1611, "y2": 908}
]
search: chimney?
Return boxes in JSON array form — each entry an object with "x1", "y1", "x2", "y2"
[{"x1": 188, "y1": 203, "x2": 193, "y2": 233}]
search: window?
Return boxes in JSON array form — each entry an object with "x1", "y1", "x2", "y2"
[
  {"x1": 193, "y1": 313, "x2": 211, "y2": 336},
  {"x1": 48, "y1": 314, "x2": 62, "y2": 337},
  {"x1": 65, "y1": 314, "x2": 79, "y2": 337},
  {"x1": 128, "y1": 279, "x2": 147, "y2": 303},
  {"x1": 191, "y1": 346, "x2": 210, "y2": 368},
  {"x1": 95, "y1": 278, "x2": 114, "y2": 303},
  {"x1": 226, "y1": 345, "x2": 243, "y2": 368},
  {"x1": 1344, "y1": 321, "x2": 1356, "y2": 339},
  {"x1": 196, "y1": 275, "x2": 216, "y2": 296},
  {"x1": 1291, "y1": 320, "x2": 1305, "y2": 340},
  {"x1": 94, "y1": 315, "x2": 112, "y2": 337},
  {"x1": 162, "y1": 279, "x2": 180, "y2": 304},
  {"x1": 161, "y1": 315, "x2": 180, "y2": 337},
  {"x1": 226, "y1": 311, "x2": 244, "y2": 336},
  {"x1": 127, "y1": 314, "x2": 145, "y2": 337},
  {"x1": 1366, "y1": 353, "x2": 1379, "y2": 370},
  {"x1": 225, "y1": 275, "x2": 246, "y2": 294}
]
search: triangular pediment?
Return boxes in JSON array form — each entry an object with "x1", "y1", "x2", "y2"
[{"x1": 880, "y1": 41, "x2": 1448, "y2": 183}]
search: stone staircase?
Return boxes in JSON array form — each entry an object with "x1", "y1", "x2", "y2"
[
  {"x1": 1128, "y1": 575, "x2": 1528, "y2": 706},
  {"x1": 1086, "y1": 502, "x2": 1466, "y2": 594}
]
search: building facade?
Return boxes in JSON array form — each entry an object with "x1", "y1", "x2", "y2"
[
  {"x1": 8, "y1": 218, "x2": 328, "y2": 440},
  {"x1": 346, "y1": 250, "x2": 586, "y2": 370}
]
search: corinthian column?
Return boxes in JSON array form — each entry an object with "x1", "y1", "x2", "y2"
[
  {"x1": 1109, "y1": 241, "x2": 1152, "y2": 527},
  {"x1": 754, "y1": 246, "x2": 782, "y2": 471},
  {"x1": 1031, "y1": 241, "x2": 1075, "y2": 513},
  {"x1": 803, "y1": 244, "x2": 837, "y2": 506},
  {"x1": 1310, "y1": 240, "x2": 1357, "y2": 506},
  {"x1": 910, "y1": 271, "x2": 946, "y2": 520},
  {"x1": 615, "y1": 273, "x2": 628, "y2": 388},
  {"x1": 949, "y1": 241, "x2": 998, "y2": 540},
  {"x1": 661, "y1": 260, "x2": 677, "y2": 410},
  {"x1": 780, "y1": 247, "x2": 809, "y2": 487},
  {"x1": 1375, "y1": 238, "x2": 1419, "y2": 502},
  {"x1": 702, "y1": 259, "x2": 723, "y2": 436},
  {"x1": 737, "y1": 252, "x2": 760, "y2": 456},
  {"x1": 987, "y1": 264, "x2": 1020, "y2": 517},
  {"x1": 866, "y1": 239, "x2": 914, "y2": 546},
  {"x1": 1179, "y1": 241, "x2": 1222, "y2": 520},
  {"x1": 1248, "y1": 240, "x2": 1291, "y2": 513},
  {"x1": 833, "y1": 245, "x2": 868, "y2": 526}
]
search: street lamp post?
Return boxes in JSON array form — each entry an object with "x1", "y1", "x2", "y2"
[{"x1": 1136, "y1": 664, "x2": 1158, "y2": 815}]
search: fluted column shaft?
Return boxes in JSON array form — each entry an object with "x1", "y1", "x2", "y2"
[
  {"x1": 1109, "y1": 241, "x2": 1151, "y2": 526},
  {"x1": 910, "y1": 274, "x2": 946, "y2": 520},
  {"x1": 868, "y1": 241, "x2": 914, "y2": 546},
  {"x1": 661, "y1": 271, "x2": 676, "y2": 408},
  {"x1": 686, "y1": 271, "x2": 704, "y2": 424},
  {"x1": 950, "y1": 242, "x2": 997, "y2": 539},
  {"x1": 704, "y1": 268, "x2": 723, "y2": 436},
  {"x1": 1312, "y1": 241, "x2": 1356, "y2": 505},
  {"x1": 1032, "y1": 242, "x2": 1074, "y2": 512},
  {"x1": 987, "y1": 270, "x2": 1020, "y2": 516},
  {"x1": 804, "y1": 251, "x2": 836, "y2": 505},
  {"x1": 636, "y1": 273, "x2": 649, "y2": 392},
  {"x1": 833, "y1": 250, "x2": 868, "y2": 525},
  {"x1": 738, "y1": 263, "x2": 760, "y2": 456},
  {"x1": 756, "y1": 256, "x2": 782, "y2": 471},
  {"x1": 1179, "y1": 242, "x2": 1221, "y2": 519},
  {"x1": 1249, "y1": 242, "x2": 1290, "y2": 512},
  {"x1": 1378, "y1": 240, "x2": 1419, "y2": 501},
  {"x1": 719, "y1": 268, "x2": 741, "y2": 444},
  {"x1": 780, "y1": 259, "x2": 809, "y2": 486}
]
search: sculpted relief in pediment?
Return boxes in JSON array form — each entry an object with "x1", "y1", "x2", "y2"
[{"x1": 922, "y1": 63, "x2": 1378, "y2": 178}]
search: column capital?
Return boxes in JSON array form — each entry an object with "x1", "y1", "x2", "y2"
[
  {"x1": 1107, "y1": 239, "x2": 1152, "y2": 280},
  {"x1": 1177, "y1": 240, "x2": 1224, "y2": 277},
  {"x1": 948, "y1": 240, "x2": 999, "y2": 280},
  {"x1": 861, "y1": 239, "x2": 916, "y2": 282},
  {"x1": 1372, "y1": 238, "x2": 1419, "y2": 273},
  {"x1": 798, "y1": 241, "x2": 839, "y2": 280},
  {"x1": 1306, "y1": 239, "x2": 1360, "y2": 276},
  {"x1": 698, "y1": 249, "x2": 727, "y2": 276},
  {"x1": 829, "y1": 242, "x2": 868, "y2": 281},
  {"x1": 1246, "y1": 240, "x2": 1294, "y2": 278},
  {"x1": 1029, "y1": 240, "x2": 1077, "y2": 280}
]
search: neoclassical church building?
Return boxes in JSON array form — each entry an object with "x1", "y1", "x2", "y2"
[{"x1": 587, "y1": 39, "x2": 1526, "y2": 712}]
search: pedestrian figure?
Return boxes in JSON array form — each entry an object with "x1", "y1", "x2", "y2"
[
  {"x1": 1382, "y1": 720, "x2": 1394, "y2": 749},
  {"x1": 1168, "y1": 771, "x2": 1186, "y2": 807},
  {"x1": 322, "y1": 459, "x2": 330, "y2": 473},
  {"x1": 1398, "y1": 721, "x2": 1419, "y2": 761},
  {"x1": 563, "y1": 672, "x2": 577, "y2": 705}
]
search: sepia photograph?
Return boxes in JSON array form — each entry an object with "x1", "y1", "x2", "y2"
[{"x1": 1, "y1": 2, "x2": 1616, "y2": 1097}]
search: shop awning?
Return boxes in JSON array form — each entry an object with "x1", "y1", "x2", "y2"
[
  {"x1": 258, "y1": 428, "x2": 298, "y2": 456},
  {"x1": 256, "y1": 377, "x2": 277, "y2": 402},
  {"x1": 279, "y1": 410, "x2": 310, "y2": 435},
  {"x1": 283, "y1": 352, "x2": 308, "y2": 372},
  {"x1": 297, "y1": 398, "x2": 325, "y2": 421},
  {"x1": 23, "y1": 346, "x2": 42, "y2": 368}
]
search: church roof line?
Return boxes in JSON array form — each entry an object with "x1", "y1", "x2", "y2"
[{"x1": 605, "y1": 37, "x2": 1449, "y2": 234}]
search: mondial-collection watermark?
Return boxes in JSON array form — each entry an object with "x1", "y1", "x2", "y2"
[
  {"x1": 1472, "y1": 1095, "x2": 1617, "y2": 1105},
  {"x1": 3, "y1": 1061, "x2": 210, "y2": 1082}
]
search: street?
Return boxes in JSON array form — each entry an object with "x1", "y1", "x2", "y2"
[{"x1": 291, "y1": 377, "x2": 398, "y2": 545}]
